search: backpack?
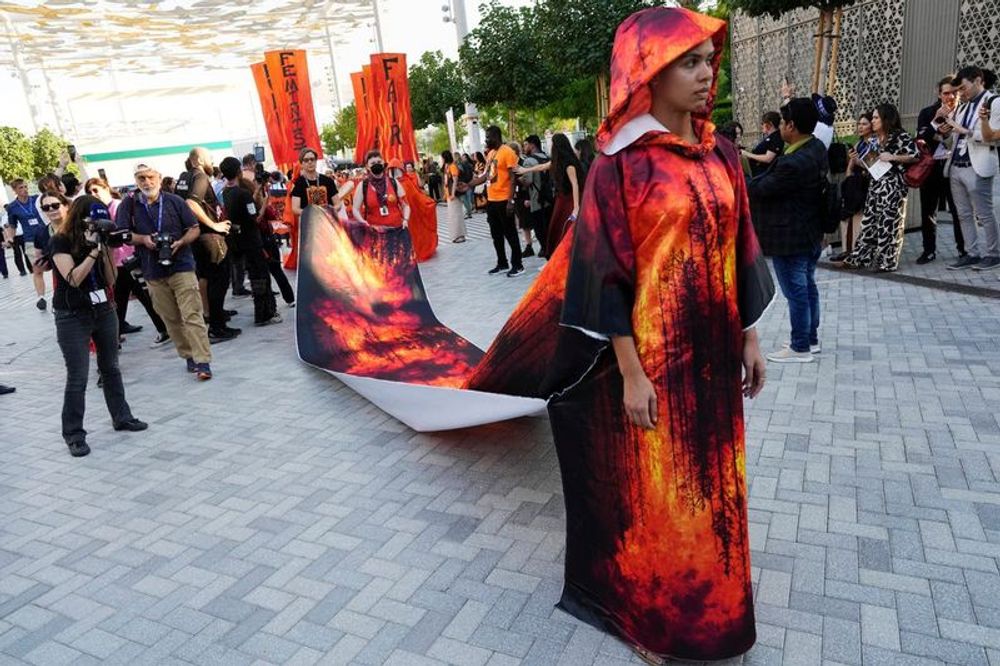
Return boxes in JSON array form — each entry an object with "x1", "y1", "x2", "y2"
[
  {"x1": 827, "y1": 142, "x2": 849, "y2": 175},
  {"x1": 819, "y1": 175, "x2": 842, "y2": 234},
  {"x1": 454, "y1": 160, "x2": 474, "y2": 193},
  {"x1": 528, "y1": 153, "x2": 555, "y2": 208}
]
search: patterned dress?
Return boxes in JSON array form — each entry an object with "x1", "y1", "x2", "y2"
[
  {"x1": 845, "y1": 131, "x2": 918, "y2": 271},
  {"x1": 537, "y1": 118, "x2": 774, "y2": 661}
]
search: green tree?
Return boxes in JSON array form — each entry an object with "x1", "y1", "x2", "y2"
[
  {"x1": 0, "y1": 127, "x2": 34, "y2": 183},
  {"x1": 726, "y1": 0, "x2": 856, "y2": 20},
  {"x1": 321, "y1": 103, "x2": 358, "y2": 156},
  {"x1": 459, "y1": 1, "x2": 558, "y2": 133},
  {"x1": 31, "y1": 128, "x2": 67, "y2": 179},
  {"x1": 408, "y1": 51, "x2": 467, "y2": 129}
]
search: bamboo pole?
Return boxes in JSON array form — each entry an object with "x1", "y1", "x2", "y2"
[{"x1": 811, "y1": 9, "x2": 827, "y2": 93}]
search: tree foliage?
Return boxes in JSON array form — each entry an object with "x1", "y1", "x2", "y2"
[
  {"x1": 408, "y1": 51, "x2": 467, "y2": 129},
  {"x1": 31, "y1": 128, "x2": 67, "y2": 179},
  {"x1": 321, "y1": 103, "x2": 358, "y2": 156},
  {"x1": 727, "y1": 0, "x2": 857, "y2": 20},
  {"x1": 533, "y1": 0, "x2": 660, "y2": 81},
  {"x1": 0, "y1": 127, "x2": 35, "y2": 183},
  {"x1": 459, "y1": 2, "x2": 556, "y2": 110}
]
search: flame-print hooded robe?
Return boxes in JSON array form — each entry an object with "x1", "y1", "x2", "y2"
[{"x1": 541, "y1": 7, "x2": 775, "y2": 660}]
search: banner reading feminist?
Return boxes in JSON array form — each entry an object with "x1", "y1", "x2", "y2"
[
  {"x1": 351, "y1": 69, "x2": 376, "y2": 165},
  {"x1": 251, "y1": 61, "x2": 293, "y2": 168},
  {"x1": 264, "y1": 49, "x2": 323, "y2": 163},
  {"x1": 368, "y1": 53, "x2": 418, "y2": 164}
]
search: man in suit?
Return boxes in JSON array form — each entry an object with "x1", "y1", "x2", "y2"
[
  {"x1": 944, "y1": 66, "x2": 1000, "y2": 271},
  {"x1": 748, "y1": 97, "x2": 828, "y2": 364},
  {"x1": 915, "y1": 76, "x2": 965, "y2": 264}
]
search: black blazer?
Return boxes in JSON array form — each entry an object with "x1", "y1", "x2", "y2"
[
  {"x1": 916, "y1": 101, "x2": 945, "y2": 153},
  {"x1": 748, "y1": 136, "x2": 828, "y2": 257}
]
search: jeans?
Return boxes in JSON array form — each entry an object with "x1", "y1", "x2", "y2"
[
  {"x1": 485, "y1": 200, "x2": 522, "y2": 269},
  {"x1": 771, "y1": 248, "x2": 821, "y2": 353},
  {"x1": 194, "y1": 250, "x2": 232, "y2": 330},
  {"x1": 462, "y1": 190, "x2": 474, "y2": 216},
  {"x1": 264, "y1": 237, "x2": 295, "y2": 304},
  {"x1": 114, "y1": 265, "x2": 166, "y2": 333},
  {"x1": 245, "y1": 247, "x2": 277, "y2": 323},
  {"x1": 11, "y1": 236, "x2": 32, "y2": 275},
  {"x1": 54, "y1": 304, "x2": 134, "y2": 444},
  {"x1": 951, "y1": 165, "x2": 998, "y2": 258},
  {"x1": 920, "y1": 160, "x2": 965, "y2": 255}
]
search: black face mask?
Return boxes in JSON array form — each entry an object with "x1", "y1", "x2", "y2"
[{"x1": 369, "y1": 163, "x2": 385, "y2": 176}]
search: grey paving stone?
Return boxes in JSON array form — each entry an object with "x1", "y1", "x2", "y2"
[{"x1": 3, "y1": 211, "x2": 1000, "y2": 664}]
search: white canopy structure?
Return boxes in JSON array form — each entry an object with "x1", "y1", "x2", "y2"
[{"x1": 0, "y1": 0, "x2": 377, "y2": 146}]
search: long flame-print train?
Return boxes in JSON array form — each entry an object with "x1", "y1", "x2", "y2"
[{"x1": 295, "y1": 191, "x2": 773, "y2": 661}]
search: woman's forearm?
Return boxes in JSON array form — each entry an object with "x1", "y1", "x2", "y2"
[{"x1": 611, "y1": 336, "x2": 644, "y2": 379}]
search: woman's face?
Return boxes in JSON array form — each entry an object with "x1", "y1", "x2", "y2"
[
  {"x1": 405, "y1": 163, "x2": 415, "y2": 173},
  {"x1": 871, "y1": 111, "x2": 882, "y2": 133},
  {"x1": 40, "y1": 196, "x2": 65, "y2": 224},
  {"x1": 88, "y1": 183, "x2": 112, "y2": 204},
  {"x1": 650, "y1": 39, "x2": 715, "y2": 115},
  {"x1": 300, "y1": 153, "x2": 318, "y2": 170},
  {"x1": 857, "y1": 117, "x2": 871, "y2": 136}
]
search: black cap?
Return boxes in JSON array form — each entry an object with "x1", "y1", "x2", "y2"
[{"x1": 220, "y1": 156, "x2": 241, "y2": 180}]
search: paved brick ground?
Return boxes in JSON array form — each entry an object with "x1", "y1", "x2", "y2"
[{"x1": 2, "y1": 206, "x2": 1000, "y2": 665}]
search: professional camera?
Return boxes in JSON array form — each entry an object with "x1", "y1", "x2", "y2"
[
  {"x1": 151, "y1": 233, "x2": 174, "y2": 266},
  {"x1": 85, "y1": 217, "x2": 131, "y2": 248}
]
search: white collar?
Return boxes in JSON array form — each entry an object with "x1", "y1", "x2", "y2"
[{"x1": 602, "y1": 113, "x2": 670, "y2": 156}]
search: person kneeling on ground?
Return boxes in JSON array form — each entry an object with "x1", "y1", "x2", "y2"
[{"x1": 49, "y1": 195, "x2": 148, "y2": 457}]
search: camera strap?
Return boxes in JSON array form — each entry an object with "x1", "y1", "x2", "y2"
[{"x1": 140, "y1": 197, "x2": 164, "y2": 233}]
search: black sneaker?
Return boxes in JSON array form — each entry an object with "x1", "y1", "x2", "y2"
[
  {"x1": 120, "y1": 322, "x2": 144, "y2": 335},
  {"x1": 209, "y1": 327, "x2": 241, "y2": 342},
  {"x1": 152, "y1": 331, "x2": 170, "y2": 346},
  {"x1": 0, "y1": 384, "x2": 14, "y2": 395},
  {"x1": 36, "y1": 297, "x2": 46, "y2": 311},
  {"x1": 948, "y1": 255, "x2": 981, "y2": 270},
  {"x1": 506, "y1": 266, "x2": 525, "y2": 278},
  {"x1": 972, "y1": 256, "x2": 1000, "y2": 271},
  {"x1": 114, "y1": 418, "x2": 148, "y2": 432},
  {"x1": 915, "y1": 252, "x2": 936, "y2": 265},
  {"x1": 522, "y1": 245, "x2": 535, "y2": 257},
  {"x1": 488, "y1": 265, "x2": 509, "y2": 275},
  {"x1": 67, "y1": 441, "x2": 90, "y2": 457}
]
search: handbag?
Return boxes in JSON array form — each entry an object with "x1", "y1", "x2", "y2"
[
  {"x1": 903, "y1": 139, "x2": 935, "y2": 188},
  {"x1": 199, "y1": 232, "x2": 228, "y2": 264}
]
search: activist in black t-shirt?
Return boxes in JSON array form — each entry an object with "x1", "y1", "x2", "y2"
[
  {"x1": 222, "y1": 182, "x2": 263, "y2": 251},
  {"x1": 220, "y1": 157, "x2": 278, "y2": 326},
  {"x1": 290, "y1": 172, "x2": 338, "y2": 213}
]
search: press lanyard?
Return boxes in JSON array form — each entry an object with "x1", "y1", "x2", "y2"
[
  {"x1": 141, "y1": 198, "x2": 164, "y2": 233},
  {"x1": 13, "y1": 200, "x2": 35, "y2": 222}
]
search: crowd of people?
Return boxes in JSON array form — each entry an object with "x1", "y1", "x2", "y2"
[
  {"x1": 736, "y1": 64, "x2": 1000, "y2": 364},
  {"x1": 1, "y1": 148, "x2": 301, "y2": 455}
]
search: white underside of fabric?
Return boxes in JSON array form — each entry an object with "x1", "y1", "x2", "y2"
[{"x1": 601, "y1": 113, "x2": 670, "y2": 156}]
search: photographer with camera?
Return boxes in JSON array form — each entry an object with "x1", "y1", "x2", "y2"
[
  {"x1": 117, "y1": 163, "x2": 214, "y2": 380},
  {"x1": 85, "y1": 178, "x2": 169, "y2": 343},
  {"x1": 50, "y1": 195, "x2": 147, "y2": 457}
]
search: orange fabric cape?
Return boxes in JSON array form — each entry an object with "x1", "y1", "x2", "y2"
[{"x1": 399, "y1": 173, "x2": 438, "y2": 262}]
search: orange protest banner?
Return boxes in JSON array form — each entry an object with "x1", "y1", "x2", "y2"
[
  {"x1": 351, "y1": 69, "x2": 375, "y2": 164},
  {"x1": 251, "y1": 61, "x2": 293, "y2": 169},
  {"x1": 265, "y1": 49, "x2": 323, "y2": 163},
  {"x1": 369, "y1": 53, "x2": 418, "y2": 164}
]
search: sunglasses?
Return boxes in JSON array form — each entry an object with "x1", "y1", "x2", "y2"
[
  {"x1": 301, "y1": 156, "x2": 317, "y2": 163},
  {"x1": 41, "y1": 203, "x2": 62, "y2": 211}
]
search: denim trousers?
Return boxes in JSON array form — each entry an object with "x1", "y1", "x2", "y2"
[
  {"x1": 771, "y1": 247, "x2": 821, "y2": 353},
  {"x1": 54, "y1": 304, "x2": 134, "y2": 444}
]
